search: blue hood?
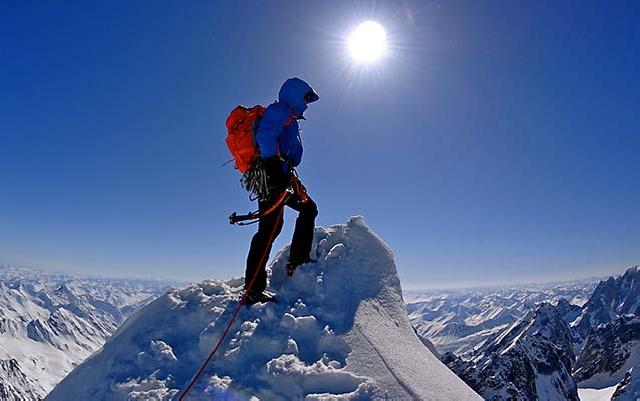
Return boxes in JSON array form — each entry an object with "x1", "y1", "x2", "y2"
[{"x1": 278, "y1": 77, "x2": 318, "y2": 117}]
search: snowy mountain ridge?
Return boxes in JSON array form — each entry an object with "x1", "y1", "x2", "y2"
[
  {"x1": 443, "y1": 302, "x2": 579, "y2": 401},
  {"x1": 406, "y1": 278, "x2": 598, "y2": 355},
  {"x1": 571, "y1": 266, "x2": 640, "y2": 352},
  {"x1": 575, "y1": 314, "x2": 640, "y2": 388},
  {"x1": 0, "y1": 266, "x2": 175, "y2": 400},
  {"x1": 47, "y1": 217, "x2": 481, "y2": 400},
  {"x1": 410, "y1": 266, "x2": 640, "y2": 401}
]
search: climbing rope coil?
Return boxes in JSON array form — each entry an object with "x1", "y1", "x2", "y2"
[{"x1": 240, "y1": 159, "x2": 271, "y2": 201}]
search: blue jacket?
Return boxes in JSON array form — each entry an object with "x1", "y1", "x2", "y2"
[{"x1": 255, "y1": 78, "x2": 318, "y2": 169}]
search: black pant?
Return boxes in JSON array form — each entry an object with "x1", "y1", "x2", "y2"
[{"x1": 244, "y1": 192, "x2": 318, "y2": 295}]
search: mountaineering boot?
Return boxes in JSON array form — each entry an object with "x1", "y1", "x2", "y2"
[
  {"x1": 243, "y1": 291, "x2": 276, "y2": 305},
  {"x1": 285, "y1": 262, "x2": 297, "y2": 277},
  {"x1": 285, "y1": 258, "x2": 314, "y2": 277}
]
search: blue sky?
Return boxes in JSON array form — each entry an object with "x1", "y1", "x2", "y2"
[{"x1": 1, "y1": 1, "x2": 639, "y2": 288}]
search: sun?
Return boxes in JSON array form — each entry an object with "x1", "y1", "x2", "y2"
[{"x1": 348, "y1": 21, "x2": 387, "y2": 63}]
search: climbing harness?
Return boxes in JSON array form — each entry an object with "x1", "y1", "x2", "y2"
[
  {"x1": 230, "y1": 168, "x2": 308, "y2": 226},
  {"x1": 240, "y1": 158, "x2": 300, "y2": 202},
  {"x1": 290, "y1": 169, "x2": 309, "y2": 204}
]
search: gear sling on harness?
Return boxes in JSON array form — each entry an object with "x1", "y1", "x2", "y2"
[{"x1": 229, "y1": 170, "x2": 308, "y2": 225}]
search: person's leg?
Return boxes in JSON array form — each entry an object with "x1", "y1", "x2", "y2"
[
  {"x1": 244, "y1": 201, "x2": 284, "y2": 294},
  {"x1": 287, "y1": 195, "x2": 318, "y2": 266}
]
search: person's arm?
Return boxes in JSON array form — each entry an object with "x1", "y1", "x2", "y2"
[
  {"x1": 255, "y1": 103, "x2": 291, "y2": 189},
  {"x1": 255, "y1": 103, "x2": 288, "y2": 158},
  {"x1": 282, "y1": 121, "x2": 303, "y2": 167}
]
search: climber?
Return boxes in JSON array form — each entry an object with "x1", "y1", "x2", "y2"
[{"x1": 242, "y1": 78, "x2": 319, "y2": 304}]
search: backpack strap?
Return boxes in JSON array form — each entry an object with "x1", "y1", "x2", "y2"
[
  {"x1": 284, "y1": 108, "x2": 296, "y2": 128},
  {"x1": 273, "y1": 106, "x2": 295, "y2": 157}
]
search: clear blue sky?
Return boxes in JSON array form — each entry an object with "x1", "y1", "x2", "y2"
[{"x1": 1, "y1": 1, "x2": 639, "y2": 288}]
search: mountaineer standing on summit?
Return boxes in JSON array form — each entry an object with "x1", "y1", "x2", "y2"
[{"x1": 230, "y1": 78, "x2": 320, "y2": 305}]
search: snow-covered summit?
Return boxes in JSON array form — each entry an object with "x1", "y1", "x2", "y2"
[
  {"x1": 572, "y1": 265, "x2": 640, "y2": 352},
  {"x1": 47, "y1": 217, "x2": 481, "y2": 400}
]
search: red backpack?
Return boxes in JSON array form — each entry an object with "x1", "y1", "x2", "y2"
[{"x1": 225, "y1": 105, "x2": 265, "y2": 173}]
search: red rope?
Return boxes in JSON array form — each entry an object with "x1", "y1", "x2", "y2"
[
  {"x1": 179, "y1": 205, "x2": 285, "y2": 400},
  {"x1": 259, "y1": 190, "x2": 291, "y2": 218}
]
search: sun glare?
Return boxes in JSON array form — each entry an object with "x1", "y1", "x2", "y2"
[{"x1": 348, "y1": 21, "x2": 387, "y2": 63}]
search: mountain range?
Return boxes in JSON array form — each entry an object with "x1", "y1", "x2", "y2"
[
  {"x1": 0, "y1": 266, "x2": 176, "y2": 400},
  {"x1": 409, "y1": 266, "x2": 640, "y2": 400},
  {"x1": 2, "y1": 245, "x2": 638, "y2": 400}
]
